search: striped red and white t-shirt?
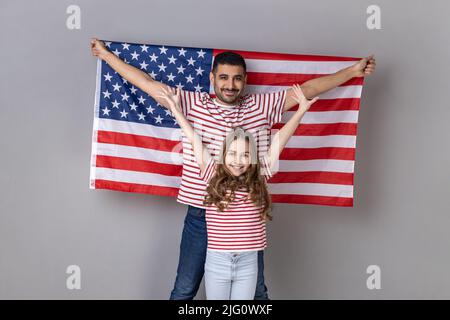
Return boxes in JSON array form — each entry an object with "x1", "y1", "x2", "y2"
[
  {"x1": 200, "y1": 155, "x2": 273, "y2": 252},
  {"x1": 177, "y1": 89, "x2": 287, "y2": 209}
]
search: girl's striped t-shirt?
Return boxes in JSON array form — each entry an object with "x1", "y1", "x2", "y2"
[{"x1": 200, "y1": 155, "x2": 273, "y2": 252}]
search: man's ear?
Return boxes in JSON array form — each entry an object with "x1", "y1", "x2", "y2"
[{"x1": 209, "y1": 71, "x2": 215, "y2": 86}]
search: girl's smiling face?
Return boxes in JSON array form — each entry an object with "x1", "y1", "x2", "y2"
[{"x1": 224, "y1": 138, "x2": 251, "y2": 177}]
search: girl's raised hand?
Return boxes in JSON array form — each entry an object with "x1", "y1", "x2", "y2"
[
  {"x1": 156, "y1": 86, "x2": 182, "y2": 114},
  {"x1": 292, "y1": 84, "x2": 319, "y2": 114}
]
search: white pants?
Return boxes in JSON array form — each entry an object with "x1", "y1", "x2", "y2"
[{"x1": 204, "y1": 249, "x2": 258, "y2": 300}]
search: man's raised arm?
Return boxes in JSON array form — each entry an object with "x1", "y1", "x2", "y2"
[
  {"x1": 90, "y1": 38, "x2": 170, "y2": 108},
  {"x1": 283, "y1": 55, "x2": 376, "y2": 112}
]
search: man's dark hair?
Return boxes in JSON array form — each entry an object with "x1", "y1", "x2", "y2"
[{"x1": 212, "y1": 51, "x2": 246, "y2": 74}]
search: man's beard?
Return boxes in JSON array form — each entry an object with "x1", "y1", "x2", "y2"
[{"x1": 214, "y1": 87, "x2": 241, "y2": 105}]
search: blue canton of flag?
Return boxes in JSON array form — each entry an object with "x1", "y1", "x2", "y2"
[{"x1": 99, "y1": 41, "x2": 213, "y2": 128}]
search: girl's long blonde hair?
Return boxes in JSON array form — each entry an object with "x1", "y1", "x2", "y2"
[{"x1": 203, "y1": 127, "x2": 273, "y2": 221}]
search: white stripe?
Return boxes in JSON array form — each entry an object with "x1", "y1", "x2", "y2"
[
  {"x1": 284, "y1": 135, "x2": 356, "y2": 148},
  {"x1": 268, "y1": 182, "x2": 354, "y2": 198},
  {"x1": 208, "y1": 228, "x2": 264, "y2": 234},
  {"x1": 93, "y1": 142, "x2": 183, "y2": 165},
  {"x1": 96, "y1": 118, "x2": 182, "y2": 141},
  {"x1": 178, "y1": 190, "x2": 206, "y2": 200},
  {"x1": 245, "y1": 59, "x2": 356, "y2": 74},
  {"x1": 279, "y1": 159, "x2": 355, "y2": 173},
  {"x1": 282, "y1": 110, "x2": 359, "y2": 124},
  {"x1": 208, "y1": 248, "x2": 267, "y2": 252},
  {"x1": 207, "y1": 218, "x2": 262, "y2": 224},
  {"x1": 94, "y1": 167, "x2": 181, "y2": 187},
  {"x1": 245, "y1": 85, "x2": 362, "y2": 99}
]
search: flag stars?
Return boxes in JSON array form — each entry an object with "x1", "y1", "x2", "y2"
[
  {"x1": 159, "y1": 46, "x2": 168, "y2": 54},
  {"x1": 130, "y1": 103, "x2": 138, "y2": 111},
  {"x1": 177, "y1": 64, "x2": 186, "y2": 74},
  {"x1": 102, "y1": 90, "x2": 112, "y2": 99},
  {"x1": 195, "y1": 66, "x2": 204, "y2": 76},
  {"x1": 158, "y1": 63, "x2": 167, "y2": 72},
  {"x1": 146, "y1": 105, "x2": 155, "y2": 114},
  {"x1": 154, "y1": 115, "x2": 163, "y2": 124},
  {"x1": 167, "y1": 73, "x2": 176, "y2": 82},
  {"x1": 121, "y1": 92, "x2": 130, "y2": 101},
  {"x1": 168, "y1": 55, "x2": 177, "y2": 64},
  {"x1": 140, "y1": 60, "x2": 149, "y2": 70},
  {"x1": 131, "y1": 51, "x2": 140, "y2": 60},
  {"x1": 120, "y1": 109, "x2": 128, "y2": 118},
  {"x1": 138, "y1": 96, "x2": 146, "y2": 104},
  {"x1": 102, "y1": 106, "x2": 111, "y2": 116},
  {"x1": 149, "y1": 53, "x2": 158, "y2": 62},
  {"x1": 111, "y1": 100, "x2": 120, "y2": 108},
  {"x1": 197, "y1": 49, "x2": 206, "y2": 58},
  {"x1": 103, "y1": 73, "x2": 112, "y2": 82},
  {"x1": 100, "y1": 43, "x2": 209, "y2": 128},
  {"x1": 185, "y1": 74, "x2": 194, "y2": 83},
  {"x1": 187, "y1": 57, "x2": 196, "y2": 66},
  {"x1": 137, "y1": 112, "x2": 146, "y2": 121},
  {"x1": 112, "y1": 83, "x2": 121, "y2": 91}
]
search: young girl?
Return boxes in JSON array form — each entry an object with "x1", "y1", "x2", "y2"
[{"x1": 157, "y1": 85, "x2": 318, "y2": 300}]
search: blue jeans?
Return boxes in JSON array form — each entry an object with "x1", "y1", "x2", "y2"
[
  {"x1": 170, "y1": 205, "x2": 269, "y2": 300},
  {"x1": 205, "y1": 250, "x2": 258, "y2": 300}
]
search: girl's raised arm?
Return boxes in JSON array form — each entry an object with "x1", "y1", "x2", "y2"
[
  {"x1": 267, "y1": 85, "x2": 319, "y2": 173},
  {"x1": 156, "y1": 87, "x2": 212, "y2": 174}
]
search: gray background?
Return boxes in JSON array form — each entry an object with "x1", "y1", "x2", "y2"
[{"x1": 1, "y1": 0, "x2": 449, "y2": 299}]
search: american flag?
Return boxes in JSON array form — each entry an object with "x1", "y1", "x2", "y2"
[{"x1": 90, "y1": 41, "x2": 364, "y2": 207}]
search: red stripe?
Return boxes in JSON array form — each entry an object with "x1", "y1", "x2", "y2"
[
  {"x1": 268, "y1": 171, "x2": 354, "y2": 185},
  {"x1": 94, "y1": 180, "x2": 179, "y2": 197},
  {"x1": 95, "y1": 155, "x2": 182, "y2": 176},
  {"x1": 207, "y1": 228, "x2": 264, "y2": 234},
  {"x1": 208, "y1": 234, "x2": 264, "y2": 239},
  {"x1": 279, "y1": 147, "x2": 356, "y2": 161},
  {"x1": 208, "y1": 243, "x2": 266, "y2": 249},
  {"x1": 271, "y1": 194, "x2": 353, "y2": 206},
  {"x1": 213, "y1": 49, "x2": 360, "y2": 61},
  {"x1": 97, "y1": 130, "x2": 180, "y2": 152},
  {"x1": 246, "y1": 72, "x2": 363, "y2": 87},
  {"x1": 272, "y1": 122, "x2": 358, "y2": 136},
  {"x1": 287, "y1": 98, "x2": 361, "y2": 112}
]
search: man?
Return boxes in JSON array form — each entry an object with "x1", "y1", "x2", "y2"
[{"x1": 90, "y1": 38, "x2": 376, "y2": 299}]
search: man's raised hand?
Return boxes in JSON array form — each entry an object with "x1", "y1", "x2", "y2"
[
  {"x1": 351, "y1": 54, "x2": 376, "y2": 77},
  {"x1": 90, "y1": 38, "x2": 109, "y2": 59}
]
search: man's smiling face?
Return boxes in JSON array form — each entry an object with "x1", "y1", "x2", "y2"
[{"x1": 210, "y1": 64, "x2": 247, "y2": 106}]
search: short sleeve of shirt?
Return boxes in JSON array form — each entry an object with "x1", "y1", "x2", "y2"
[
  {"x1": 259, "y1": 154, "x2": 274, "y2": 181},
  {"x1": 253, "y1": 90, "x2": 287, "y2": 127},
  {"x1": 199, "y1": 156, "x2": 217, "y2": 183},
  {"x1": 179, "y1": 89, "x2": 210, "y2": 117},
  {"x1": 179, "y1": 89, "x2": 198, "y2": 117}
]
